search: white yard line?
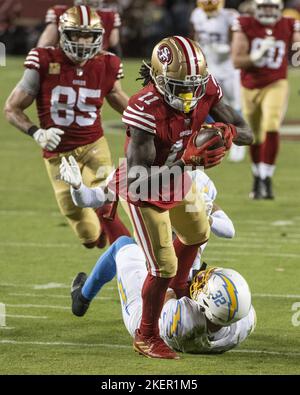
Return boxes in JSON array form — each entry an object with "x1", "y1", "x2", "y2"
[
  {"x1": 0, "y1": 339, "x2": 130, "y2": 349},
  {"x1": 0, "y1": 210, "x2": 60, "y2": 217},
  {"x1": 5, "y1": 304, "x2": 70, "y2": 310},
  {"x1": 0, "y1": 339, "x2": 299, "y2": 358},
  {"x1": 235, "y1": 232, "x2": 300, "y2": 238},
  {"x1": 1, "y1": 314, "x2": 47, "y2": 319},
  {"x1": 7, "y1": 293, "x2": 114, "y2": 300},
  {"x1": 206, "y1": 251, "x2": 300, "y2": 258},
  {"x1": 208, "y1": 243, "x2": 281, "y2": 249},
  {"x1": 0, "y1": 283, "x2": 70, "y2": 290},
  {"x1": 253, "y1": 293, "x2": 300, "y2": 299},
  {"x1": 230, "y1": 349, "x2": 300, "y2": 357},
  {"x1": 7, "y1": 292, "x2": 299, "y2": 300},
  {"x1": 0, "y1": 242, "x2": 81, "y2": 248},
  {"x1": 232, "y1": 238, "x2": 300, "y2": 244}
]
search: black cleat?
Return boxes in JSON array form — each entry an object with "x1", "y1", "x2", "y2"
[
  {"x1": 71, "y1": 272, "x2": 90, "y2": 317},
  {"x1": 263, "y1": 177, "x2": 274, "y2": 199},
  {"x1": 249, "y1": 176, "x2": 264, "y2": 200}
]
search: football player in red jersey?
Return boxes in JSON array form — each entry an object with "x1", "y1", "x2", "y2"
[
  {"x1": 108, "y1": 36, "x2": 253, "y2": 359},
  {"x1": 231, "y1": 0, "x2": 300, "y2": 199},
  {"x1": 4, "y1": 5, "x2": 130, "y2": 249},
  {"x1": 37, "y1": 0, "x2": 121, "y2": 52}
]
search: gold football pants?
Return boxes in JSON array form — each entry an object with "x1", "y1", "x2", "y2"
[
  {"x1": 122, "y1": 183, "x2": 210, "y2": 278},
  {"x1": 44, "y1": 137, "x2": 113, "y2": 244},
  {"x1": 241, "y1": 79, "x2": 289, "y2": 144}
]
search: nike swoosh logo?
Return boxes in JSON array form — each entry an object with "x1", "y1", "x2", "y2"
[{"x1": 135, "y1": 104, "x2": 145, "y2": 111}]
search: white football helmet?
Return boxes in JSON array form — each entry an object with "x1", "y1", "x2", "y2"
[
  {"x1": 190, "y1": 267, "x2": 252, "y2": 326},
  {"x1": 254, "y1": 0, "x2": 283, "y2": 25}
]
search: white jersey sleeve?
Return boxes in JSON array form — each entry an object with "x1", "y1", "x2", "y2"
[
  {"x1": 70, "y1": 183, "x2": 105, "y2": 208},
  {"x1": 225, "y1": 8, "x2": 240, "y2": 26},
  {"x1": 204, "y1": 306, "x2": 257, "y2": 353}
]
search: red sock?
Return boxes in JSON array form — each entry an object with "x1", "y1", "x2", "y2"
[
  {"x1": 250, "y1": 143, "x2": 264, "y2": 164},
  {"x1": 95, "y1": 205, "x2": 131, "y2": 244},
  {"x1": 139, "y1": 273, "x2": 171, "y2": 337},
  {"x1": 169, "y1": 238, "x2": 201, "y2": 298},
  {"x1": 263, "y1": 131, "x2": 279, "y2": 165}
]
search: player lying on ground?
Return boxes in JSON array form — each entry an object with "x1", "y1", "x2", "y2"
[
  {"x1": 61, "y1": 153, "x2": 239, "y2": 308},
  {"x1": 70, "y1": 236, "x2": 256, "y2": 354}
]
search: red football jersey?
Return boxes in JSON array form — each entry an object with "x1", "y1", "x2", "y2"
[
  {"x1": 24, "y1": 47, "x2": 123, "y2": 157},
  {"x1": 45, "y1": 5, "x2": 121, "y2": 50},
  {"x1": 108, "y1": 78, "x2": 223, "y2": 209},
  {"x1": 233, "y1": 16, "x2": 300, "y2": 89}
]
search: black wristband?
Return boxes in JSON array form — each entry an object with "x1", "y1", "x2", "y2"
[{"x1": 27, "y1": 125, "x2": 39, "y2": 137}]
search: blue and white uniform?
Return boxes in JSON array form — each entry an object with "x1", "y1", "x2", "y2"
[{"x1": 81, "y1": 236, "x2": 256, "y2": 354}]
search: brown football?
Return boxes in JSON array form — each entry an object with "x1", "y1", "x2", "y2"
[{"x1": 194, "y1": 128, "x2": 224, "y2": 150}]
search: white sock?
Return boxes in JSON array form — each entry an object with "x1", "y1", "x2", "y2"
[
  {"x1": 264, "y1": 163, "x2": 276, "y2": 178},
  {"x1": 251, "y1": 163, "x2": 260, "y2": 177},
  {"x1": 259, "y1": 163, "x2": 267, "y2": 180}
]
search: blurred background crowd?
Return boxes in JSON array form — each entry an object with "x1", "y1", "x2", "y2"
[{"x1": 1, "y1": 0, "x2": 300, "y2": 57}]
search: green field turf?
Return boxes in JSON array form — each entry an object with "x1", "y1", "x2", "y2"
[{"x1": 0, "y1": 57, "x2": 300, "y2": 375}]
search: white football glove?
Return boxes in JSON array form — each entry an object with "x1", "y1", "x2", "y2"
[
  {"x1": 59, "y1": 155, "x2": 82, "y2": 189},
  {"x1": 250, "y1": 36, "x2": 276, "y2": 64},
  {"x1": 33, "y1": 127, "x2": 64, "y2": 151}
]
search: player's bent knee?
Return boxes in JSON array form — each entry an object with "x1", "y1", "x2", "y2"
[
  {"x1": 157, "y1": 248, "x2": 178, "y2": 277},
  {"x1": 75, "y1": 220, "x2": 100, "y2": 245},
  {"x1": 180, "y1": 227, "x2": 210, "y2": 246},
  {"x1": 83, "y1": 240, "x2": 98, "y2": 249}
]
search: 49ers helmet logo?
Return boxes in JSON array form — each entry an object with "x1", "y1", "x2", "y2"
[{"x1": 157, "y1": 45, "x2": 173, "y2": 64}]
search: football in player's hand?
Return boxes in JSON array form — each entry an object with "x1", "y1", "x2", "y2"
[{"x1": 194, "y1": 126, "x2": 224, "y2": 150}]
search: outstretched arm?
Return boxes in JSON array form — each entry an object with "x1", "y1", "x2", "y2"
[
  {"x1": 59, "y1": 156, "x2": 114, "y2": 208},
  {"x1": 210, "y1": 100, "x2": 253, "y2": 146},
  {"x1": 210, "y1": 203, "x2": 235, "y2": 239}
]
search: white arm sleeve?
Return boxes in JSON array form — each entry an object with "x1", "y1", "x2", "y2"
[
  {"x1": 210, "y1": 210, "x2": 235, "y2": 238},
  {"x1": 70, "y1": 184, "x2": 105, "y2": 208}
]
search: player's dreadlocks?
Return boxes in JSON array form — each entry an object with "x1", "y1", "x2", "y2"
[{"x1": 136, "y1": 61, "x2": 153, "y2": 86}]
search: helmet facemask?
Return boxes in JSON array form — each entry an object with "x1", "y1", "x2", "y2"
[
  {"x1": 59, "y1": 6, "x2": 104, "y2": 63},
  {"x1": 254, "y1": 0, "x2": 283, "y2": 25},
  {"x1": 152, "y1": 64, "x2": 209, "y2": 113},
  {"x1": 60, "y1": 28, "x2": 103, "y2": 62}
]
